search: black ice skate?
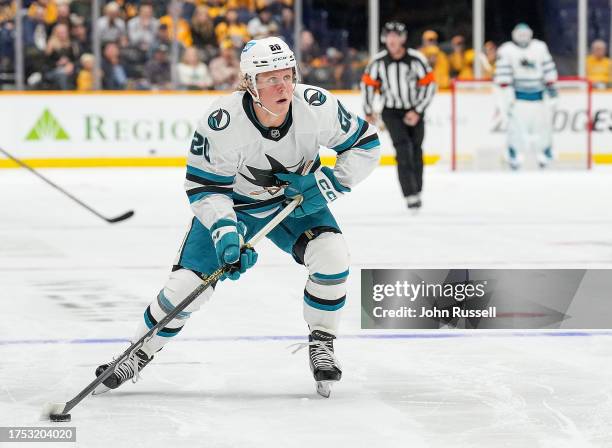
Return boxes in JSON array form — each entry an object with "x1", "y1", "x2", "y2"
[
  {"x1": 92, "y1": 349, "x2": 153, "y2": 395},
  {"x1": 308, "y1": 330, "x2": 342, "y2": 398},
  {"x1": 406, "y1": 194, "x2": 422, "y2": 212}
]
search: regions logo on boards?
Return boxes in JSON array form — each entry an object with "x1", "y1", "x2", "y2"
[
  {"x1": 25, "y1": 109, "x2": 70, "y2": 141},
  {"x1": 207, "y1": 108, "x2": 231, "y2": 131}
]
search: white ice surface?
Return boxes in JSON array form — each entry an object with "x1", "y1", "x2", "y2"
[{"x1": 1, "y1": 166, "x2": 612, "y2": 447}]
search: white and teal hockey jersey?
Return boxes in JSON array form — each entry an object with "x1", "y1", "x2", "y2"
[
  {"x1": 494, "y1": 39, "x2": 558, "y2": 99},
  {"x1": 184, "y1": 84, "x2": 381, "y2": 228}
]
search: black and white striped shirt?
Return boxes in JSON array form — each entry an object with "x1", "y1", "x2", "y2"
[{"x1": 360, "y1": 49, "x2": 436, "y2": 115}]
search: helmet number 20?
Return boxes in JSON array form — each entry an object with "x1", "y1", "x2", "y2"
[{"x1": 269, "y1": 44, "x2": 282, "y2": 51}]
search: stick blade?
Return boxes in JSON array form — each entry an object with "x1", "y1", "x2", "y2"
[
  {"x1": 106, "y1": 210, "x2": 134, "y2": 224},
  {"x1": 40, "y1": 402, "x2": 67, "y2": 421}
]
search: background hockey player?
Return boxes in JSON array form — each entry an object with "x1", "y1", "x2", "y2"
[
  {"x1": 94, "y1": 36, "x2": 380, "y2": 397},
  {"x1": 494, "y1": 23, "x2": 559, "y2": 169}
]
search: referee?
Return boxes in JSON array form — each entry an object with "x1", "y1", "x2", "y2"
[{"x1": 360, "y1": 22, "x2": 436, "y2": 210}]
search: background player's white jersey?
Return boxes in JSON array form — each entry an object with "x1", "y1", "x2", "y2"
[
  {"x1": 185, "y1": 84, "x2": 381, "y2": 227},
  {"x1": 494, "y1": 39, "x2": 558, "y2": 94}
]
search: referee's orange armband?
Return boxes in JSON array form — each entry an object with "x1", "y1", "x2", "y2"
[{"x1": 417, "y1": 71, "x2": 435, "y2": 86}]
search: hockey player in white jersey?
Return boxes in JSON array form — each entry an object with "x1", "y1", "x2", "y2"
[
  {"x1": 94, "y1": 37, "x2": 380, "y2": 397},
  {"x1": 494, "y1": 23, "x2": 558, "y2": 169}
]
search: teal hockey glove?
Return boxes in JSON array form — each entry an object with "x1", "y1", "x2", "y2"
[
  {"x1": 211, "y1": 220, "x2": 258, "y2": 281},
  {"x1": 275, "y1": 167, "x2": 350, "y2": 218}
]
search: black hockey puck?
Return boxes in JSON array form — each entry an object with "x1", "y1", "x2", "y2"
[{"x1": 50, "y1": 413, "x2": 71, "y2": 422}]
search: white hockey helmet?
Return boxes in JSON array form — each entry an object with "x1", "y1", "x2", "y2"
[
  {"x1": 240, "y1": 37, "x2": 297, "y2": 102},
  {"x1": 512, "y1": 23, "x2": 533, "y2": 47}
]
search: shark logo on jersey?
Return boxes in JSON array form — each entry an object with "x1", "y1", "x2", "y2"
[
  {"x1": 304, "y1": 88, "x2": 327, "y2": 106},
  {"x1": 270, "y1": 129, "x2": 281, "y2": 139},
  {"x1": 241, "y1": 154, "x2": 310, "y2": 195},
  {"x1": 208, "y1": 108, "x2": 231, "y2": 131},
  {"x1": 520, "y1": 58, "x2": 536, "y2": 69}
]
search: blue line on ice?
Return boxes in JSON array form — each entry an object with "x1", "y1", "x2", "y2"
[{"x1": 2, "y1": 331, "x2": 612, "y2": 346}]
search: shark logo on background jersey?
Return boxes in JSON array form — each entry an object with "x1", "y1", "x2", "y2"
[
  {"x1": 304, "y1": 88, "x2": 327, "y2": 106},
  {"x1": 520, "y1": 58, "x2": 535, "y2": 69},
  {"x1": 241, "y1": 154, "x2": 310, "y2": 195},
  {"x1": 208, "y1": 108, "x2": 231, "y2": 131}
]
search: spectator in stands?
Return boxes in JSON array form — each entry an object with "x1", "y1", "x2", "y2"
[
  {"x1": 0, "y1": 4, "x2": 14, "y2": 75},
  {"x1": 208, "y1": 39, "x2": 240, "y2": 90},
  {"x1": 177, "y1": 46, "x2": 213, "y2": 89},
  {"x1": 256, "y1": 0, "x2": 284, "y2": 18},
  {"x1": 69, "y1": 0, "x2": 91, "y2": 20},
  {"x1": 145, "y1": 43, "x2": 172, "y2": 89},
  {"x1": 0, "y1": 0, "x2": 15, "y2": 24},
  {"x1": 70, "y1": 15, "x2": 90, "y2": 57},
  {"x1": 215, "y1": 8, "x2": 250, "y2": 49},
  {"x1": 159, "y1": 0, "x2": 193, "y2": 48},
  {"x1": 102, "y1": 41, "x2": 128, "y2": 89},
  {"x1": 50, "y1": 0, "x2": 71, "y2": 32},
  {"x1": 23, "y1": 3, "x2": 47, "y2": 53},
  {"x1": 45, "y1": 22, "x2": 76, "y2": 89},
  {"x1": 120, "y1": 1, "x2": 140, "y2": 20},
  {"x1": 586, "y1": 39, "x2": 611, "y2": 89},
  {"x1": 300, "y1": 29, "x2": 320, "y2": 63},
  {"x1": 150, "y1": 23, "x2": 180, "y2": 57},
  {"x1": 278, "y1": 6, "x2": 293, "y2": 47},
  {"x1": 298, "y1": 29, "x2": 320, "y2": 82},
  {"x1": 191, "y1": 5, "x2": 217, "y2": 61},
  {"x1": 27, "y1": 0, "x2": 58, "y2": 26},
  {"x1": 97, "y1": 1, "x2": 127, "y2": 45},
  {"x1": 420, "y1": 29, "x2": 450, "y2": 88},
  {"x1": 420, "y1": 45, "x2": 449, "y2": 89},
  {"x1": 449, "y1": 34, "x2": 474, "y2": 79},
  {"x1": 327, "y1": 47, "x2": 353, "y2": 89},
  {"x1": 128, "y1": 2, "x2": 159, "y2": 53},
  {"x1": 481, "y1": 40, "x2": 496, "y2": 79},
  {"x1": 205, "y1": 0, "x2": 227, "y2": 21},
  {"x1": 178, "y1": 0, "x2": 197, "y2": 21},
  {"x1": 247, "y1": 6, "x2": 278, "y2": 39},
  {"x1": 76, "y1": 52, "x2": 94, "y2": 90},
  {"x1": 225, "y1": 0, "x2": 253, "y2": 23}
]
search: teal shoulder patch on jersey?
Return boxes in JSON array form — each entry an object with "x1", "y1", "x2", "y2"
[
  {"x1": 304, "y1": 88, "x2": 327, "y2": 106},
  {"x1": 208, "y1": 108, "x2": 231, "y2": 131}
]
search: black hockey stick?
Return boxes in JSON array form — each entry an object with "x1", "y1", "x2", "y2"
[
  {"x1": 41, "y1": 196, "x2": 303, "y2": 422},
  {"x1": 0, "y1": 147, "x2": 134, "y2": 224}
]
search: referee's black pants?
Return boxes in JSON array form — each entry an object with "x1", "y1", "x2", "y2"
[{"x1": 382, "y1": 109, "x2": 424, "y2": 198}]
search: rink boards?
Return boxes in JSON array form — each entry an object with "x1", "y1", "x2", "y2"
[{"x1": 0, "y1": 90, "x2": 611, "y2": 168}]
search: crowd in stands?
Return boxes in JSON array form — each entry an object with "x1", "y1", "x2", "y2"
[
  {"x1": 419, "y1": 29, "x2": 498, "y2": 88},
  {"x1": 0, "y1": 0, "x2": 369, "y2": 91},
  {"x1": 0, "y1": 0, "x2": 610, "y2": 91},
  {"x1": 421, "y1": 28, "x2": 612, "y2": 89}
]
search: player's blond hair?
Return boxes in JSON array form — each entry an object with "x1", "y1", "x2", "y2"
[{"x1": 237, "y1": 73, "x2": 252, "y2": 93}]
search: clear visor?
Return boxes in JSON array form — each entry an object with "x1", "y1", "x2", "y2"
[{"x1": 254, "y1": 67, "x2": 298, "y2": 89}]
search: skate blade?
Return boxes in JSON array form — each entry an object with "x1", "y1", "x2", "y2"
[
  {"x1": 316, "y1": 381, "x2": 334, "y2": 398},
  {"x1": 92, "y1": 383, "x2": 111, "y2": 395}
]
